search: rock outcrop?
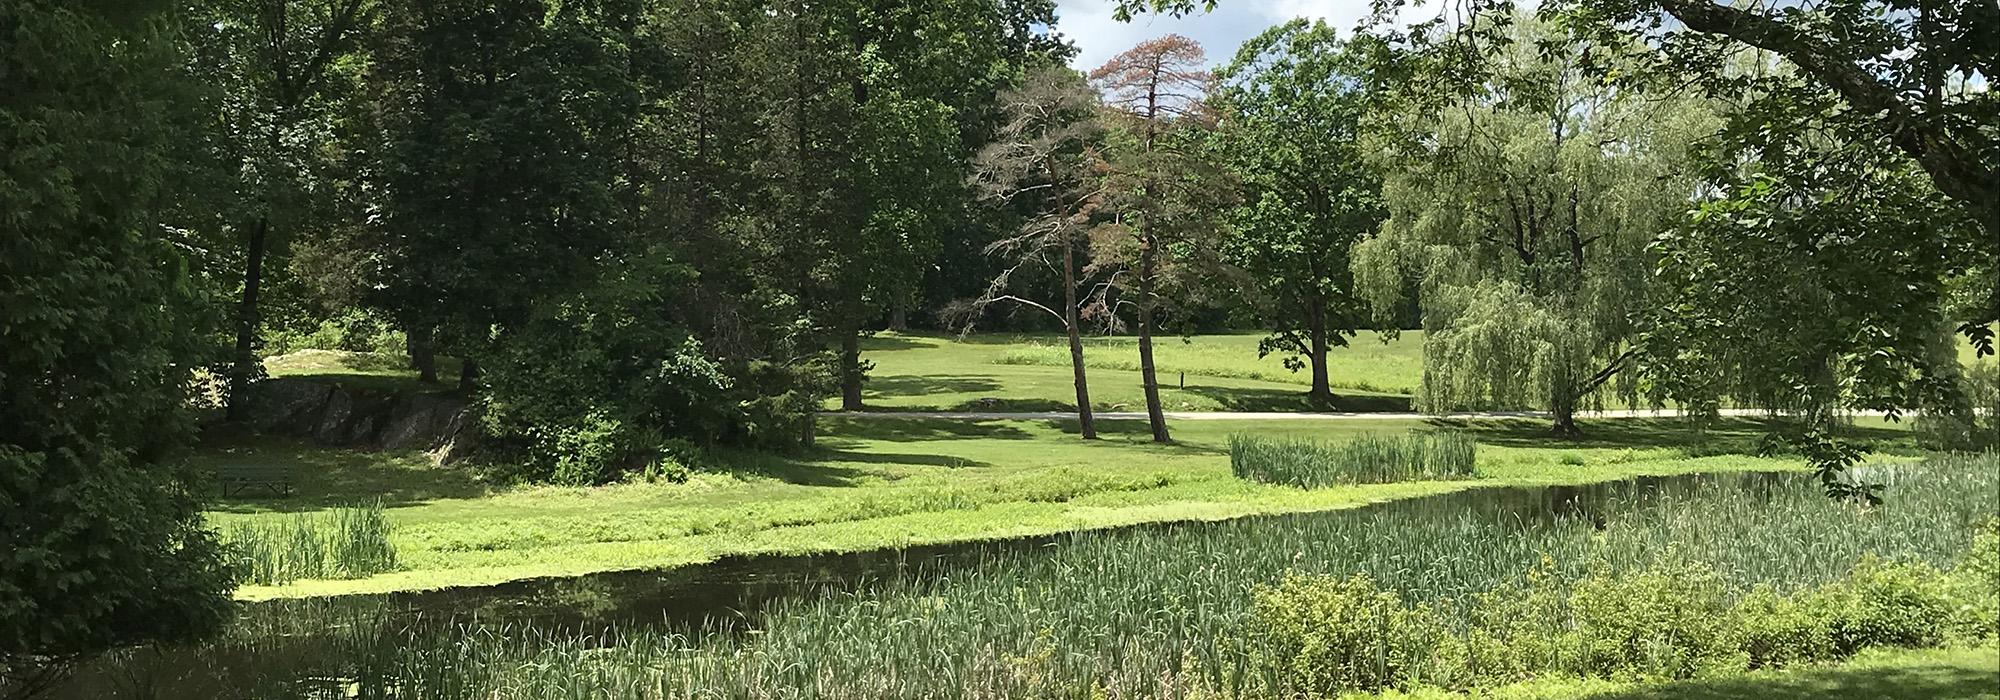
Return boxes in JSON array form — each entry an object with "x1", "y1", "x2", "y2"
[{"x1": 246, "y1": 378, "x2": 478, "y2": 462}]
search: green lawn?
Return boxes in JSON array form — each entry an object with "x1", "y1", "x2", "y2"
[
  {"x1": 203, "y1": 415, "x2": 1916, "y2": 599},
  {"x1": 842, "y1": 331, "x2": 1422, "y2": 412},
  {"x1": 1364, "y1": 647, "x2": 2000, "y2": 699},
  {"x1": 262, "y1": 349, "x2": 461, "y2": 393}
]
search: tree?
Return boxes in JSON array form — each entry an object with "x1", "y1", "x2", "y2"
[
  {"x1": 1352, "y1": 18, "x2": 1714, "y2": 436},
  {"x1": 964, "y1": 65, "x2": 1109, "y2": 439},
  {"x1": 361, "y1": 0, "x2": 629, "y2": 387},
  {"x1": 1, "y1": 2, "x2": 234, "y2": 695},
  {"x1": 195, "y1": 0, "x2": 373, "y2": 420},
  {"x1": 1574, "y1": 0, "x2": 1999, "y2": 322},
  {"x1": 1091, "y1": 34, "x2": 1231, "y2": 443},
  {"x1": 1209, "y1": 20, "x2": 1385, "y2": 406}
]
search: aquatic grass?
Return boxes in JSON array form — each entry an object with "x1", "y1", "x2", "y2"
[
  {"x1": 221, "y1": 501, "x2": 397, "y2": 585},
  {"x1": 67, "y1": 457, "x2": 2000, "y2": 698},
  {"x1": 1230, "y1": 431, "x2": 1479, "y2": 486}
]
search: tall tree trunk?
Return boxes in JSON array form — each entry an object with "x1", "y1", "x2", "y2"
[
  {"x1": 408, "y1": 322, "x2": 438, "y2": 383},
  {"x1": 1138, "y1": 235, "x2": 1171, "y2": 443},
  {"x1": 1306, "y1": 297, "x2": 1332, "y2": 406},
  {"x1": 887, "y1": 305, "x2": 908, "y2": 332},
  {"x1": 1064, "y1": 241, "x2": 1097, "y2": 439},
  {"x1": 1551, "y1": 385, "x2": 1581, "y2": 438},
  {"x1": 225, "y1": 215, "x2": 271, "y2": 422},
  {"x1": 840, "y1": 329, "x2": 864, "y2": 411}
]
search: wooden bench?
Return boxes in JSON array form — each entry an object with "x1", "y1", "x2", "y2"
[{"x1": 217, "y1": 465, "x2": 295, "y2": 498}]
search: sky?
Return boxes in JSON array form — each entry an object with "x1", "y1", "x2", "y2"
[{"x1": 1052, "y1": 0, "x2": 1380, "y2": 70}]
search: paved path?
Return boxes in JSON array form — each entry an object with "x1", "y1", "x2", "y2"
[{"x1": 828, "y1": 408, "x2": 1868, "y2": 421}]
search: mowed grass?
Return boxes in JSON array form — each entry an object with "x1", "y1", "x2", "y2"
[
  {"x1": 201, "y1": 415, "x2": 1918, "y2": 599},
  {"x1": 839, "y1": 331, "x2": 1423, "y2": 412},
  {"x1": 1380, "y1": 647, "x2": 1999, "y2": 700},
  {"x1": 262, "y1": 349, "x2": 461, "y2": 393}
]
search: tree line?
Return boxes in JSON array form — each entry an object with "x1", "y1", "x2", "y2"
[{"x1": 3, "y1": 0, "x2": 1994, "y2": 692}]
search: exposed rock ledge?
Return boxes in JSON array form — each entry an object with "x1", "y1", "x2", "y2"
[{"x1": 245, "y1": 378, "x2": 478, "y2": 463}]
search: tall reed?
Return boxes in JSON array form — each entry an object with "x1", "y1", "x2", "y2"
[
  {"x1": 221, "y1": 501, "x2": 397, "y2": 585},
  {"x1": 1230, "y1": 431, "x2": 1479, "y2": 486}
]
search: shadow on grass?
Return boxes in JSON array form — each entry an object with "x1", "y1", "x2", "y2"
[
  {"x1": 1581, "y1": 655, "x2": 2000, "y2": 700},
  {"x1": 1433, "y1": 416, "x2": 1917, "y2": 454},
  {"x1": 706, "y1": 449, "x2": 879, "y2": 487},
  {"x1": 862, "y1": 374, "x2": 1005, "y2": 400},
  {"x1": 856, "y1": 334, "x2": 932, "y2": 352},
  {"x1": 1175, "y1": 385, "x2": 1413, "y2": 413},
  {"x1": 818, "y1": 418, "x2": 1038, "y2": 442}
]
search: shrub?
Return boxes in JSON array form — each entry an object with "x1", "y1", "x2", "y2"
[
  {"x1": 222, "y1": 502, "x2": 398, "y2": 585},
  {"x1": 1821, "y1": 557, "x2": 1956, "y2": 652},
  {"x1": 264, "y1": 308, "x2": 407, "y2": 357},
  {"x1": 1229, "y1": 431, "x2": 1477, "y2": 487},
  {"x1": 1946, "y1": 518, "x2": 2000, "y2": 643},
  {"x1": 1250, "y1": 573, "x2": 1461, "y2": 695},
  {"x1": 1565, "y1": 558, "x2": 1745, "y2": 680},
  {"x1": 1734, "y1": 586, "x2": 1839, "y2": 668}
]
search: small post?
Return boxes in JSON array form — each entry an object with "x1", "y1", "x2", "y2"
[{"x1": 1178, "y1": 371, "x2": 1184, "y2": 389}]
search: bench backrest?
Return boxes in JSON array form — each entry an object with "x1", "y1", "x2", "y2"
[{"x1": 217, "y1": 465, "x2": 292, "y2": 480}]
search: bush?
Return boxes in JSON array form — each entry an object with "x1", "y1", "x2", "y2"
[
  {"x1": 1946, "y1": 518, "x2": 2000, "y2": 643},
  {"x1": 1821, "y1": 558, "x2": 1956, "y2": 652},
  {"x1": 1566, "y1": 558, "x2": 1745, "y2": 680},
  {"x1": 1230, "y1": 431, "x2": 1477, "y2": 487},
  {"x1": 223, "y1": 502, "x2": 398, "y2": 585},
  {"x1": 1735, "y1": 586, "x2": 1839, "y2": 668},
  {"x1": 476, "y1": 258, "x2": 824, "y2": 485},
  {"x1": 1250, "y1": 573, "x2": 1462, "y2": 695},
  {"x1": 264, "y1": 308, "x2": 407, "y2": 357}
]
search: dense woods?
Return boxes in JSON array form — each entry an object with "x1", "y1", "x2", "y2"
[{"x1": 3, "y1": 0, "x2": 1995, "y2": 692}]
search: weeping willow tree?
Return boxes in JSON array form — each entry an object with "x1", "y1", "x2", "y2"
[{"x1": 1353, "y1": 19, "x2": 1715, "y2": 435}]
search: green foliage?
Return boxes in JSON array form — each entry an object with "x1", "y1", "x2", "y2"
[
  {"x1": 477, "y1": 262, "x2": 740, "y2": 485},
  {"x1": 1567, "y1": 558, "x2": 1745, "y2": 680},
  {"x1": 1355, "y1": 16, "x2": 1715, "y2": 431},
  {"x1": 1251, "y1": 573, "x2": 1462, "y2": 694},
  {"x1": 1946, "y1": 519, "x2": 2000, "y2": 644},
  {"x1": 1209, "y1": 20, "x2": 1386, "y2": 399},
  {"x1": 1, "y1": 0, "x2": 234, "y2": 692},
  {"x1": 222, "y1": 503, "x2": 398, "y2": 586},
  {"x1": 1735, "y1": 586, "x2": 1842, "y2": 669},
  {"x1": 263, "y1": 308, "x2": 406, "y2": 357},
  {"x1": 1229, "y1": 431, "x2": 1478, "y2": 486}
]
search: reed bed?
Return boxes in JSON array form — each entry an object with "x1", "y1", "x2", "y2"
[
  {"x1": 221, "y1": 501, "x2": 397, "y2": 585},
  {"x1": 1230, "y1": 431, "x2": 1479, "y2": 486},
  {"x1": 70, "y1": 457, "x2": 2000, "y2": 699}
]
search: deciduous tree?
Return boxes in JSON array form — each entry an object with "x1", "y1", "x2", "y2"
[
  {"x1": 1, "y1": 2, "x2": 233, "y2": 695},
  {"x1": 1352, "y1": 18, "x2": 1714, "y2": 436},
  {"x1": 964, "y1": 65, "x2": 1109, "y2": 438},
  {"x1": 1209, "y1": 20, "x2": 1386, "y2": 406}
]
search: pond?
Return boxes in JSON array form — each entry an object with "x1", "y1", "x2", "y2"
[{"x1": 54, "y1": 465, "x2": 1991, "y2": 699}]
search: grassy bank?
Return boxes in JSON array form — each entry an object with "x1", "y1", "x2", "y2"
[{"x1": 203, "y1": 416, "x2": 1917, "y2": 599}]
